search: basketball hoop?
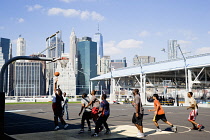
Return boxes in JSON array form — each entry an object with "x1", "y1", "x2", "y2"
[
  {"x1": 57, "y1": 57, "x2": 69, "y2": 68},
  {"x1": 162, "y1": 80, "x2": 172, "y2": 88}
]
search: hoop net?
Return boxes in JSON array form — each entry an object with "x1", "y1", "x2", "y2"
[{"x1": 57, "y1": 57, "x2": 69, "y2": 68}]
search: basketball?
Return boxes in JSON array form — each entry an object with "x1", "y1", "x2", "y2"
[{"x1": 54, "y1": 72, "x2": 60, "y2": 76}]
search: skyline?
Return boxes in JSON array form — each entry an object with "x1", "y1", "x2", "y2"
[{"x1": 1, "y1": 0, "x2": 210, "y2": 66}]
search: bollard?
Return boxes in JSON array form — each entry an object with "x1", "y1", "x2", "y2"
[{"x1": 176, "y1": 95, "x2": 179, "y2": 106}]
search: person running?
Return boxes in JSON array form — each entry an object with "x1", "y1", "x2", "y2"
[
  {"x1": 86, "y1": 90, "x2": 100, "y2": 125},
  {"x1": 78, "y1": 93, "x2": 92, "y2": 134},
  {"x1": 187, "y1": 92, "x2": 203, "y2": 131},
  {"x1": 132, "y1": 89, "x2": 145, "y2": 138},
  {"x1": 148, "y1": 94, "x2": 177, "y2": 133},
  {"x1": 92, "y1": 94, "x2": 111, "y2": 137},
  {"x1": 52, "y1": 78, "x2": 68, "y2": 130},
  {"x1": 62, "y1": 92, "x2": 69, "y2": 120}
]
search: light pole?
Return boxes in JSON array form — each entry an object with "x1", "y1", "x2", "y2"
[
  {"x1": 176, "y1": 44, "x2": 188, "y2": 91},
  {"x1": 135, "y1": 55, "x2": 146, "y2": 104},
  {"x1": 77, "y1": 69, "x2": 91, "y2": 94}
]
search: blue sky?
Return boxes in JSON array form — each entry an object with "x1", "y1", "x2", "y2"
[{"x1": 1, "y1": 0, "x2": 210, "y2": 66}]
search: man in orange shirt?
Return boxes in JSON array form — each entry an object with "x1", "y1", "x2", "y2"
[{"x1": 148, "y1": 94, "x2": 177, "y2": 132}]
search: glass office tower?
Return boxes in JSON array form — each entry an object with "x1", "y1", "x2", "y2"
[
  {"x1": 0, "y1": 38, "x2": 10, "y2": 93},
  {"x1": 93, "y1": 33, "x2": 103, "y2": 58},
  {"x1": 76, "y1": 37, "x2": 97, "y2": 94}
]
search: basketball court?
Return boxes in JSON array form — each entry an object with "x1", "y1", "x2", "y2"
[{"x1": 4, "y1": 103, "x2": 210, "y2": 140}]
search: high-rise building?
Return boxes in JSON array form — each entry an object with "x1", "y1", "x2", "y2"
[
  {"x1": 99, "y1": 56, "x2": 111, "y2": 75},
  {"x1": 93, "y1": 28, "x2": 104, "y2": 75},
  {"x1": 0, "y1": 47, "x2": 5, "y2": 70},
  {"x1": 46, "y1": 31, "x2": 64, "y2": 58},
  {"x1": 16, "y1": 36, "x2": 26, "y2": 56},
  {"x1": 8, "y1": 43, "x2": 13, "y2": 96},
  {"x1": 55, "y1": 53, "x2": 76, "y2": 97},
  {"x1": 133, "y1": 55, "x2": 155, "y2": 66},
  {"x1": 69, "y1": 29, "x2": 77, "y2": 74},
  {"x1": 93, "y1": 33, "x2": 103, "y2": 58},
  {"x1": 14, "y1": 62, "x2": 45, "y2": 96},
  {"x1": 110, "y1": 57, "x2": 127, "y2": 70},
  {"x1": 76, "y1": 37, "x2": 97, "y2": 94},
  {"x1": 168, "y1": 40, "x2": 178, "y2": 59},
  {"x1": 0, "y1": 37, "x2": 10, "y2": 93},
  {"x1": 46, "y1": 31, "x2": 64, "y2": 96}
]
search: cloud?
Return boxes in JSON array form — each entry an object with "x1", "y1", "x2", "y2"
[
  {"x1": 208, "y1": 31, "x2": 210, "y2": 34},
  {"x1": 59, "y1": 0, "x2": 76, "y2": 3},
  {"x1": 17, "y1": 18, "x2": 24, "y2": 23},
  {"x1": 47, "y1": 8, "x2": 104, "y2": 21},
  {"x1": 139, "y1": 30, "x2": 150, "y2": 37},
  {"x1": 196, "y1": 47, "x2": 210, "y2": 55},
  {"x1": 26, "y1": 4, "x2": 42, "y2": 11},
  {"x1": 104, "y1": 41, "x2": 123, "y2": 55},
  {"x1": 117, "y1": 39, "x2": 143, "y2": 48},
  {"x1": 104, "y1": 39, "x2": 143, "y2": 56},
  {"x1": 0, "y1": 26, "x2": 4, "y2": 30}
]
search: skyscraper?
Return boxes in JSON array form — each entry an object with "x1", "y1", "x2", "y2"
[
  {"x1": 0, "y1": 37, "x2": 10, "y2": 93},
  {"x1": 46, "y1": 31, "x2": 64, "y2": 58},
  {"x1": 8, "y1": 43, "x2": 13, "y2": 96},
  {"x1": 168, "y1": 40, "x2": 178, "y2": 60},
  {"x1": 76, "y1": 37, "x2": 97, "y2": 94},
  {"x1": 69, "y1": 29, "x2": 77, "y2": 73},
  {"x1": 93, "y1": 32, "x2": 103, "y2": 58},
  {"x1": 46, "y1": 31, "x2": 64, "y2": 96},
  {"x1": 16, "y1": 36, "x2": 26, "y2": 56},
  {"x1": 55, "y1": 53, "x2": 76, "y2": 97},
  {"x1": 93, "y1": 26, "x2": 104, "y2": 75},
  {"x1": 14, "y1": 62, "x2": 45, "y2": 96}
]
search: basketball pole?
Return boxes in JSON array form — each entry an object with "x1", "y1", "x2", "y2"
[{"x1": 0, "y1": 56, "x2": 53, "y2": 136}]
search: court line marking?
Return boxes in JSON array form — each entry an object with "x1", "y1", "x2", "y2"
[{"x1": 5, "y1": 110, "x2": 27, "y2": 113}]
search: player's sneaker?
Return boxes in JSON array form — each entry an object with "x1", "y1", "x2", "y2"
[
  {"x1": 91, "y1": 133, "x2": 98, "y2": 137},
  {"x1": 156, "y1": 129, "x2": 162, "y2": 132},
  {"x1": 137, "y1": 132, "x2": 145, "y2": 138},
  {"x1": 104, "y1": 129, "x2": 111, "y2": 134},
  {"x1": 172, "y1": 126, "x2": 177, "y2": 133},
  {"x1": 78, "y1": 129, "x2": 84, "y2": 134},
  {"x1": 64, "y1": 124, "x2": 68, "y2": 129},
  {"x1": 197, "y1": 124, "x2": 203, "y2": 131},
  {"x1": 54, "y1": 126, "x2": 59, "y2": 131}
]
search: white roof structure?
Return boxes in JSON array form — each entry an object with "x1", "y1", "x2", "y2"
[{"x1": 91, "y1": 53, "x2": 210, "y2": 81}]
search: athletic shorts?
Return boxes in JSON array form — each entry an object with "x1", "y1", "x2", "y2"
[
  {"x1": 52, "y1": 103, "x2": 63, "y2": 117},
  {"x1": 132, "y1": 113, "x2": 143, "y2": 126},
  {"x1": 188, "y1": 109, "x2": 198, "y2": 121},
  {"x1": 153, "y1": 114, "x2": 167, "y2": 122},
  {"x1": 91, "y1": 107, "x2": 99, "y2": 115}
]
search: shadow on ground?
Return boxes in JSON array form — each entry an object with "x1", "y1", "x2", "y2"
[{"x1": 5, "y1": 112, "x2": 80, "y2": 135}]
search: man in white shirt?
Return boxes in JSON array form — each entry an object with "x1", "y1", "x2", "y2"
[
  {"x1": 62, "y1": 92, "x2": 69, "y2": 120},
  {"x1": 187, "y1": 92, "x2": 203, "y2": 131}
]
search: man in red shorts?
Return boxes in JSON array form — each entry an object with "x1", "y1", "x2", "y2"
[{"x1": 187, "y1": 92, "x2": 203, "y2": 131}]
